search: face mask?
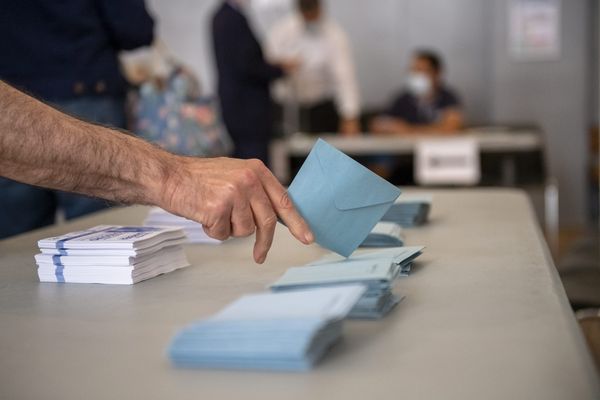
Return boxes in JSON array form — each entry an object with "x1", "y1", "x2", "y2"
[{"x1": 406, "y1": 72, "x2": 432, "y2": 97}]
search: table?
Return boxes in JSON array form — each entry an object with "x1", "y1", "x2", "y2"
[
  {"x1": 270, "y1": 129, "x2": 544, "y2": 184},
  {"x1": 0, "y1": 189, "x2": 598, "y2": 400}
]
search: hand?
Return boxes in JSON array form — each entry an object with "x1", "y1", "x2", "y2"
[
  {"x1": 339, "y1": 118, "x2": 361, "y2": 136},
  {"x1": 280, "y1": 58, "x2": 300, "y2": 75},
  {"x1": 370, "y1": 116, "x2": 409, "y2": 135},
  {"x1": 158, "y1": 157, "x2": 314, "y2": 264}
]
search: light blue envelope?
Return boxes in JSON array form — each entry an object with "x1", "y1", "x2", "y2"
[{"x1": 288, "y1": 139, "x2": 401, "y2": 257}]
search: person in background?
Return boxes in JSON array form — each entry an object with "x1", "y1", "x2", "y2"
[
  {"x1": 266, "y1": 0, "x2": 361, "y2": 135},
  {"x1": 370, "y1": 49, "x2": 463, "y2": 135},
  {"x1": 212, "y1": 0, "x2": 296, "y2": 166},
  {"x1": 0, "y1": 0, "x2": 154, "y2": 239}
]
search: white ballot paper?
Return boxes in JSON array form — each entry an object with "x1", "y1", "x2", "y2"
[
  {"x1": 168, "y1": 285, "x2": 366, "y2": 371},
  {"x1": 144, "y1": 207, "x2": 221, "y2": 244},
  {"x1": 36, "y1": 225, "x2": 190, "y2": 284}
]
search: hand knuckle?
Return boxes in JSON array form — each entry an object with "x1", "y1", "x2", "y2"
[
  {"x1": 279, "y1": 191, "x2": 292, "y2": 209},
  {"x1": 238, "y1": 167, "x2": 258, "y2": 186},
  {"x1": 259, "y1": 214, "x2": 277, "y2": 229},
  {"x1": 248, "y1": 158, "x2": 265, "y2": 170}
]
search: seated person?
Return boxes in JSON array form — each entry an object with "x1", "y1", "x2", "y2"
[{"x1": 371, "y1": 49, "x2": 463, "y2": 135}]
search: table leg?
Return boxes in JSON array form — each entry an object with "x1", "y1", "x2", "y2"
[
  {"x1": 501, "y1": 155, "x2": 517, "y2": 186},
  {"x1": 270, "y1": 139, "x2": 290, "y2": 184}
]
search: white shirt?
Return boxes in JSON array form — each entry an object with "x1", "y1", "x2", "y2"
[{"x1": 266, "y1": 14, "x2": 360, "y2": 119}]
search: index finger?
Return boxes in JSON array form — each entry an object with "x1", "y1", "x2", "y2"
[{"x1": 251, "y1": 161, "x2": 313, "y2": 245}]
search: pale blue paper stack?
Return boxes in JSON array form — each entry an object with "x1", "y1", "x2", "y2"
[
  {"x1": 381, "y1": 194, "x2": 433, "y2": 227},
  {"x1": 168, "y1": 285, "x2": 366, "y2": 371},
  {"x1": 272, "y1": 247, "x2": 424, "y2": 319},
  {"x1": 361, "y1": 221, "x2": 404, "y2": 248}
]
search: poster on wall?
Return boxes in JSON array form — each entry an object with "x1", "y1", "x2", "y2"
[{"x1": 508, "y1": 0, "x2": 561, "y2": 61}]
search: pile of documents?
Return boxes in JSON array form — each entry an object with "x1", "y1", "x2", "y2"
[
  {"x1": 168, "y1": 285, "x2": 365, "y2": 371},
  {"x1": 381, "y1": 194, "x2": 433, "y2": 227},
  {"x1": 310, "y1": 246, "x2": 424, "y2": 278},
  {"x1": 144, "y1": 207, "x2": 221, "y2": 244},
  {"x1": 288, "y1": 139, "x2": 401, "y2": 257},
  {"x1": 271, "y1": 247, "x2": 424, "y2": 319},
  {"x1": 361, "y1": 221, "x2": 404, "y2": 248},
  {"x1": 36, "y1": 225, "x2": 190, "y2": 284}
]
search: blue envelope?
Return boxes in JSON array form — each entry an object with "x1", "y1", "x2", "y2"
[{"x1": 288, "y1": 139, "x2": 401, "y2": 257}]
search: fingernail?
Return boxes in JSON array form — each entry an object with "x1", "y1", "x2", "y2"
[{"x1": 304, "y1": 231, "x2": 314, "y2": 244}]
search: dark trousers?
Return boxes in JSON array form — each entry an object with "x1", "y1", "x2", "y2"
[
  {"x1": 299, "y1": 98, "x2": 339, "y2": 134},
  {"x1": 232, "y1": 137, "x2": 270, "y2": 167},
  {"x1": 0, "y1": 96, "x2": 126, "y2": 239}
]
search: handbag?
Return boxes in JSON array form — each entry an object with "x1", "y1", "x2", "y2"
[{"x1": 125, "y1": 43, "x2": 233, "y2": 157}]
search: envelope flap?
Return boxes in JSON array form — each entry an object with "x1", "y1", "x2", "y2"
[{"x1": 314, "y1": 139, "x2": 401, "y2": 210}]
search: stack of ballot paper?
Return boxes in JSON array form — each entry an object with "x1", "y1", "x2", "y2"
[
  {"x1": 36, "y1": 225, "x2": 190, "y2": 284},
  {"x1": 288, "y1": 139, "x2": 401, "y2": 257},
  {"x1": 309, "y1": 246, "x2": 425, "y2": 278},
  {"x1": 144, "y1": 207, "x2": 221, "y2": 244},
  {"x1": 168, "y1": 285, "x2": 366, "y2": 371},
  {"x1": 271, "y1": 247, "x2": 424, "y2": 319},
  {"x1": 360, "y1": 221, "x2": 404, "y2": 248},
  {"x1": 381, "y1": 194, "x2": 433, "y2": 227}
]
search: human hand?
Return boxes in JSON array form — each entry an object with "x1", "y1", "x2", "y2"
[
  {"x1": 370, "y1": 116, "x2": 409, "y2": 135},
  {"x1": 280, "y1": 58, "x2": 301, "y2": 75},
  {"x1": 339, "y1": 118, "x2": 361, "y2": 136},
  {"x1": 158, "y1": 156, "x2": 314, "y2": 264}
]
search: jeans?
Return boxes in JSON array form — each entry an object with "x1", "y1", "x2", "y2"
[{"x1": 0, "y1": 96, "x2": 126, "y2": 239}]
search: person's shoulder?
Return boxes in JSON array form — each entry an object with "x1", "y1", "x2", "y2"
[
  {"x1": 324, "y1": 18, "x2": 349, "y2": 40},
  {"x1": 270, "y1": 13, "x2": 302, "y2": 35}
]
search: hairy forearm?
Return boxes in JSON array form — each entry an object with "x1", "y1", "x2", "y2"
[{"x1": 0, "y1": 80, "x2": 175, "y2": 206}]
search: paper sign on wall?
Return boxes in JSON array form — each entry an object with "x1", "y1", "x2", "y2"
[
  {"x1": 415, "y1": 138, "x2": 481, "y2": 186},
  {"x1": 509, "y1": 0, "x2": 561, "y2": 61}
]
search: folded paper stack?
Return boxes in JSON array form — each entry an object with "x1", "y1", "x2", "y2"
[
  {"x1": 271, "y1": 247, "x2": 424, "y2": 319},
  {"x1": 310, "y1": 246, "x2": 424, "y2": 278},
  {"x1": 288, "y1": 138, "x2": 401, "y2": 257},
  {"x1": 360, "y1": 221, "x2": 404, "y2": 248},
  {"x1": 168, "y1": 285, "x2": 366, "y2": 371},
  {"x1": 381, "y1": 194, "x2": 433, "y2": 227},
  {"x1": 144, "y1": 207, "x2": 221, "y2": 244},
  {"x1": 36, "y1": 225, "x2": 189, "y2": 284}
]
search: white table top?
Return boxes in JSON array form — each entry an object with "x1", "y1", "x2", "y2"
[
  {"x1": 282, "y1": 129, "x2": 543, "y2": 156},
  {"x1": 0, "y1": 189, "x2": 597, "y2": 400}
]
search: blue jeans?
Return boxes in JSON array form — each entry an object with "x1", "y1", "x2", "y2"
[{"x1": 0, "y1": 96, "x2": 126, "y2": 239}]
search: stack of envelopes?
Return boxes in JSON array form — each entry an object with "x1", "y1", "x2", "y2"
[
  {"x1": 168, "y1": 285, "x2": 366, "y2": 371},
  {"x1": 271, "y1": 247, "x2": 424, "y2": 319},
  {"x1": 381, "y1": 194, "x2": 433, "y2": 227},
  {"x1": 36, "y1": 225, "x2": 190, "y2": 284},
  {"x1": 144, "y1": 207, "x2": 221, "y2": 244},
  {"x1": 361, "y1": 221, "x2": 404, "y2": 248},
  {"x1": 310, "y1": 246, "x2": 424, "y2": 278}
]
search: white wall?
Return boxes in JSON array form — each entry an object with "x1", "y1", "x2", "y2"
[
  {"x1": 145, "y1": 0, "x2": 592, "y2": 225},
  {"x1": 489, "y1": 0, "x2": 590, "y2": 226}
]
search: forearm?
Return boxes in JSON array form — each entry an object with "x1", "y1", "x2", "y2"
[{"x1": 0, "y1": 80, "x2": 173, "y2": 206}]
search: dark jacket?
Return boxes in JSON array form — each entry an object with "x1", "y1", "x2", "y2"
[
  {"x1": 211, "y1": 2, "x2": 283, "y2": 143},
  {"x1": 0, "y1": 0, "x2": 154, "y2": 101}
]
